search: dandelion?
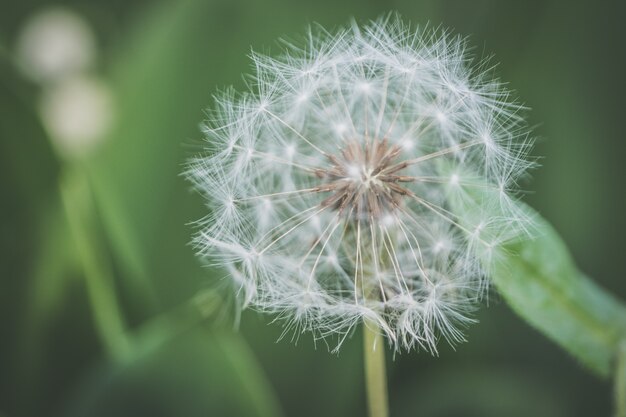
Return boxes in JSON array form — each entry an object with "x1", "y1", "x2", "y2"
[
  {"x1": 15, "y1": 7, "x2": 96, "y2": 84},
  {"x1": 187, "y1": 15, "x2": 533, "y2": 356},
  {"x1": 39, "y1": 76, "x2": 114, "y2": 158}
]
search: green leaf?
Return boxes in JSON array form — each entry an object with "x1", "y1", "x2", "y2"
[
  {"x1": 492, "y1": 205, "x2": 626, "y2": 376},
  {"x1": 449, "y1": 188, "x2": 626, "y2": 376},
  {"x1": 64, "y1": 328, "x2": 284, "y2": 417}
]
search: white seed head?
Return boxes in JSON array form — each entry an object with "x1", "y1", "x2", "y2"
[
  {"x1": 187, "y1": 15, "x2": 534, "y2": 353},
  {"x1": 15, "y1": 7, "x2": 96, "y2": 84},
  {"x1": 39, "y1": 76, "x2": 114, "y2": 158}
]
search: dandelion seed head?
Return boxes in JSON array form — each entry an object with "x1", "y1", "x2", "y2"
[{"x1": 187, "y1": 15, "x2": 534, "y2": 353}]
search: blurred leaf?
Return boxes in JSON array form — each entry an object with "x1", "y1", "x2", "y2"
[
  {"x1": 65, "y1": 328, "x2": 283, "y2": 417},
  {"x1": 449, "y1": 186, "x2": 626, "y2": 376},
  {"x1": 60, "y1": 167, "x2": 132, "y2": 360},
  {"x1": 85, "y1": 0, "x2": 213, "y2": 307},
  {"x1": 14, "y1": 199, "x2": 78, "y2": 406},
  {"x1": 123, "y1": 288, "x2": 222, "y2": 361},
  {"x1": 492, "y1": 204, "x2": 626, "y2": 376},
  {"x1": 0, "y1": 54, "x2": 71, "y2": 415}
]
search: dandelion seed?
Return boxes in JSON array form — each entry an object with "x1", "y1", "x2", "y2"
[{"x1": 187, "y1": 15, "x2": 533, "y2": 353}]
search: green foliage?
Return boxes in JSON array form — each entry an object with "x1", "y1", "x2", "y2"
[
  {"x1": 65, "y1": 328, "x2": 283, "y2": 417},
  {"x1": 491, "y1": 206, "x2": 626, "y2": 376},
  {"x1": 449, "y1": 189, "x2": 626, "y2": 377}
]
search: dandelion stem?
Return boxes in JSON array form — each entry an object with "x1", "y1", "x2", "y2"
[
  {"x1": 363, "y1": 320, "x2": 389, "y2": 417},
  {"x1": 616, "y1": 339, "x2": 626, "y2": 417}
]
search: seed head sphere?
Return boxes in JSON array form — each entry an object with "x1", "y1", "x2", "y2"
[{"x1": 187, "y1": 15, "x2": 534, "y2": 353}]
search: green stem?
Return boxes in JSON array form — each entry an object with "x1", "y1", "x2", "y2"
[
  {"x1": 617, "y1": 340, "x2": 626, "y2": 417},
  {"x1": 60, "y1": 167, "x2": 132, "y2": 361},
  {"x1": 363, "y1": 320, "x2": 389, "y2": 417}
]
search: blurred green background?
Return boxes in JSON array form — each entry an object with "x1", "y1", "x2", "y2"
[{"x1": 1, "y1": 0, "x2": 625, "y2": 416}]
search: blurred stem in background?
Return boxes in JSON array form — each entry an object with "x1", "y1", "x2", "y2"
[
  {"x1": 59, "y1": 165, "x2": 132, "y2": 361},
  {"x1": 363, "y1": 321, "x2": 389, "y2": 417},
  {"x1": 58, "y1": 165, "x2": 284, "y2": 417}
]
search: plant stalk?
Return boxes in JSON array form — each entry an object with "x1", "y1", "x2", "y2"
[
  {"x1": 60, "y1": 167, "x2": 132, "y2": 361},
  {"x1": 363, "y1": 320, "x2": 389, "y2": 417}
]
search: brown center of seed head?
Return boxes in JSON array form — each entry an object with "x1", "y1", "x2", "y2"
[{"x1": 314, "y1": 138, "x2": 414, "y2": 220}]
